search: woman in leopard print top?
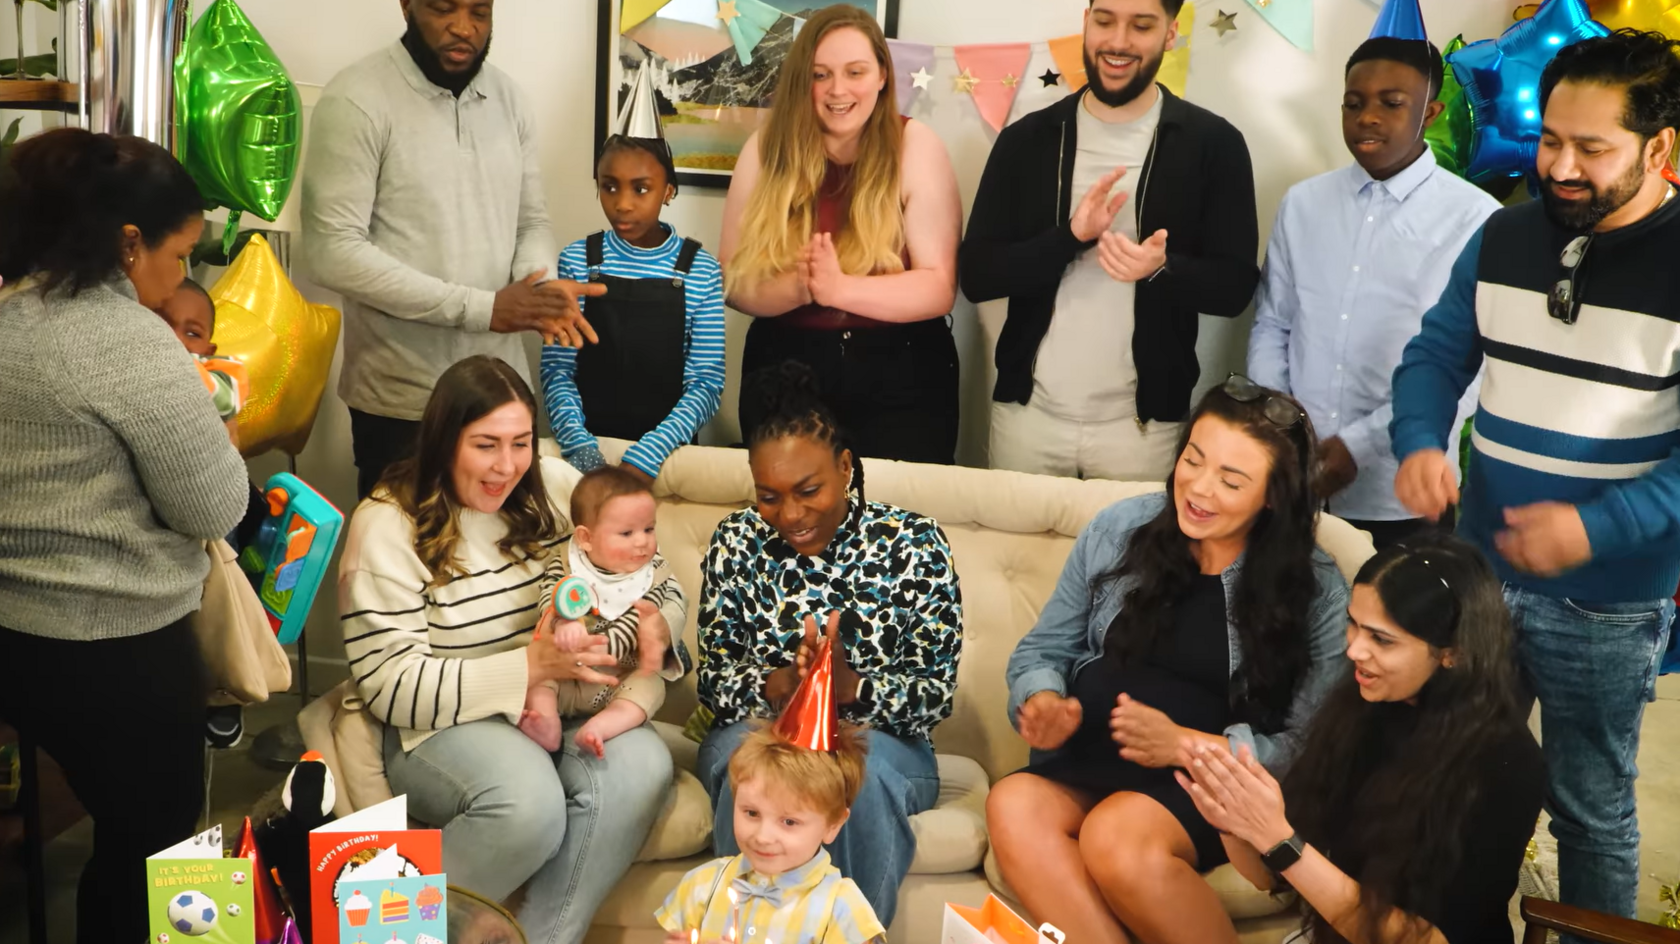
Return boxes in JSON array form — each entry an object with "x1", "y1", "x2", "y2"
[{"x1": 693, "y1": 362, "x2": 963, "y2": 928}]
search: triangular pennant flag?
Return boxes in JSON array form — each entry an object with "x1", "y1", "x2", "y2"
[
  {"x1": 720, "y1": 0, "x2": 785, "y2": 67},
  {"x1": 953, "y1": 43, "x2": 1033, "y2": 132},
  {"x1": 1158, "y1": 1, "x2": 1196, "y2": 98},
  {"x1": 1047, "y1": 34, "x2": 1086, "y2": 91},
  {"x1": 1043, "y1": 4, "x2": 1195, "y2": 100},
  {"x1": 620, "y1": 0, "x2": 676, "y2": 34},
  {"x1": 773, "y1": 638, "x2": 838, "y2": 752},
  {"x1": 887, "y1": 39, "x2": 937, "y2": 114},
  {"x1": 1368, "y1": 0, "x2": 1427, "y2": 40},
  {"x1": 1242, "y1": 0, "x2": 1313, "y2": 51}
]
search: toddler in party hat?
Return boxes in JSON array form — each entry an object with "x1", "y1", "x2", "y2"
[{"x1": 656, "y1": 640, "x2": 883, "y2": 944}]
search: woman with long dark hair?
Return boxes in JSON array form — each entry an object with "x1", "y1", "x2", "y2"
[
  {"x1": 988, "y1": 376, "x2": 1351, "y2": 944},
  {"x1": 339, "y1": 355, "x2": 683, "y2": 941},
  {"x1": 0, "y1": 129, "x2": 248, "y2": 944},
  {"x1": 694, "y1": 361, "x2": 964, "y2": 926},
  {"x1": 1180, "y1": 533, "x2": 1542, "y2": 944}
]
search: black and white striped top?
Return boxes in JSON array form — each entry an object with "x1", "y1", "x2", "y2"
[{"x1": 338, "y1": 457, "x2": 582, "y2": 752}]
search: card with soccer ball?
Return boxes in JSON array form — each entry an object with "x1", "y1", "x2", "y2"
[{"x1": 146, "y1": 825, "x2": 256, "y2": 944}]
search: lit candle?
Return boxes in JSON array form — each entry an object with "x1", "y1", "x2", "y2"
[
  {"x1": 726, "y1": 886, "x2": 740, "y2": 942},
  {"x1": 690, "y1": 931, "x2": 698, "y2": 944}
]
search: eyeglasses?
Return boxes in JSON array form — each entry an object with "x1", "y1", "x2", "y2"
[
  {"x1": 1221, "y1": 374, "x2": 1304, "y2": 430},
  {"x1": 1548, "y1": 234, "x2": 1593, "y2": 326}
]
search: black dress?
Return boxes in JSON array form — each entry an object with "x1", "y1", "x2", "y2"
[{"x1": 1023, "y1": 573, "x2": 1232, "y2": 869}]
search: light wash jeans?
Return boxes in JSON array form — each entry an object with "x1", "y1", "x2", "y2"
[
  {"x1": 383, "y1": 718, "x2": 673, "y2": 944},
  {"x1": 1504, "y1": 587, "x2": 1673, "y2": 928},
  {"x1": 697, "y1": 719, "x2": 939, "y2": 928}
]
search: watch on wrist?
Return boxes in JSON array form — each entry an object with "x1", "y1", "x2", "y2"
[{"x1": 1260, "y1": 833, "x2": 1306, "y2": 874}]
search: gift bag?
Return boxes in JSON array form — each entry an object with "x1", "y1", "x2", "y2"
[{"x1": 942, "y1": 895, "x2": 1065, "y2": 944}]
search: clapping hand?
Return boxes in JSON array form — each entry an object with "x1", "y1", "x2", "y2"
[
  {"x1": 1175, "y1": 743, "x2": 1295, "y2": 851},
  {"x1": 1110, "y1": 692, "x2": 1195, "y2": 768},
  {"x1": 1495, "y1": 502, "x2": 1592, "y2": 577},
  {"x1": 793, "y1": 611, "x2": 862, "y2": 704},
  {"x1": 798, "y1": 232, "x2": 846, "y2": 308},
  {"x1": 1017, "y1": 691, "x2": 1082, "y2": 751},
  {"x1": 491, "y1": 270, "x2": 605, "y2": 347},
  {"x1": 1097, "y1": 229, "x2": 1168, "y2": 283},
  {"x1": 1394, "y1": 449, "x2": 1459, "y2": 522},
  {"x1": 1070, "y1": 166, "x2": 1130, "y2": 243}
]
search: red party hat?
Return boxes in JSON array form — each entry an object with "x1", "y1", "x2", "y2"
[
  {"x1": 236, "y1": 816, "x2": 287, "y2": 944},
  {"x1": 773, "y1": 637, "x2": 839, "y2": 752}
]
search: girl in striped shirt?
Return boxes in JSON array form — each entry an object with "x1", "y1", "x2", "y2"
[{"x1": 542, "y1": 135, "x2": 725, "y2": 483}]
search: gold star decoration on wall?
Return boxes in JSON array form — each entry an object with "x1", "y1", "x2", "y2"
[
  {"x1": 717, "y1": 0, "x2": 740, "y2": 23},
  {"x1": 1001, "y1": 73, "x2": 1019, "y2": 89},
  {"x1": 953, "y1": 68, "x2": 979, "y2": 93},
  {"x1": 1211, "y1": 9, "x2": 1239, "y2": 36}
]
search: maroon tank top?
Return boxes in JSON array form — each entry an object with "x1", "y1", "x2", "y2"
[{"x1": 780, "y1": 128, "x2": 913, "y2": 331}]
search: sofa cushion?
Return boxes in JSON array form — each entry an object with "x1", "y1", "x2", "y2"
[
  {"x1": 909, "y1": 755, "x2": 990, "y2": 875},
  {"x1": 637, "y1": 769, "x2": 712, "y2": 863},
  {"x1": 983, "y1": 847, "x2": 1293, "y2": 920}
]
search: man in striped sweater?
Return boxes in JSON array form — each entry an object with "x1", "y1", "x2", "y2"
[{"x1": 1391, "y1": 31, "x2": 1680, "y2": 924}]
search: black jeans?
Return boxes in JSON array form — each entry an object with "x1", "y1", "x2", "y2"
[
  {"x1": 350, "y1": 408, "x2": 423, "y2": 502},
  {"x1": 740, "y1": 317, "x2": 960, "y2": 465},
  {"x1": 0, "y1": 618, "x2": 206, "y2": 944}
]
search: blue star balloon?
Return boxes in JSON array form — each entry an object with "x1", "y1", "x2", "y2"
[
  {"x1": 1368, "y1": 0, "x2": 1427, "y2": 41},
  {"x1": 1448, "y1": 0, "x2": 1608, "y2": 183}
]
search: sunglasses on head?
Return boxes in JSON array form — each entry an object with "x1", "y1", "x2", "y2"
[
  {"x1": 1548, "y1": 234, "x2": 1592, "y2": 326},
  {"x1": 1222, "y1": 374, "x2": 1304, "y2": 429}
]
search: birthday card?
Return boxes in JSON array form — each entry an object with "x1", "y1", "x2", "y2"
[
  {"x1": 146, "y1": 824, "x2": 256, "y2": 944},
  {"x1": 307, "y1": 796, "x2": 442, "y2": 944},
  {"x1": 336, "y1": 873, "x2": 447, "y2": 944}
]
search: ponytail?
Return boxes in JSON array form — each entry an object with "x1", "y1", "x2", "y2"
[
  {"x1": 0, "y1": 128, "x2": 203, "y2": 295},
  {"x1": 740, "y1": 360, "x2": 863, "y2": 502}
]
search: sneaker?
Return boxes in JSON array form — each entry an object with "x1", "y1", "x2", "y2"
[{"x1": 206, "y1": 705, "x2": 244, "y2": 749}]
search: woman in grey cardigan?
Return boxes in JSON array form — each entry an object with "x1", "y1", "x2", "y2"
[{"x1": 0, "y1": 128, "x2": 249, "y2": 944}]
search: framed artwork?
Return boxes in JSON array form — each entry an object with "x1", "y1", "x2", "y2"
[{"x1": 595, "y1": 0, "x2": 900, "y2": 190}]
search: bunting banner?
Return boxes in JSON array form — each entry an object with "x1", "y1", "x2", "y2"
[
  {"x1": 887, "y1": 1, "x2": 1195, "y2": 135},
  {"x1": 719, "y1": 0, "x2": 785, "y2": 66},
  {"x1": 951, "y1": 44, "x2": 1034, "y2": 132},
  {"x1": 1243, "y1": 0, "x2": 1314, "y2": 51},
  {"x1": 619, "y1": 0, "x2": 676, "y2": 34},
  {"x1": 887, "y1": 38, "x2": 937, "y2": 114}
]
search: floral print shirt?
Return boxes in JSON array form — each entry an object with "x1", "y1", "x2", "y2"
[{"x1": 697, "y1": 496, "x2": 963, "y2": 741}]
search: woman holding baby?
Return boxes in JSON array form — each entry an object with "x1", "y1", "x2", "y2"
[{"x1": 338, "y1": 354, "x2": 687, "y2": 941}]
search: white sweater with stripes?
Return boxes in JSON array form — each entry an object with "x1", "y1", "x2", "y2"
[{"x1": 339, "y1": 457, "x2": 589, "y2": 752}]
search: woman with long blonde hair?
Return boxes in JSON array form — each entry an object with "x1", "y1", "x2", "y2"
[{"x1": 720, "y1": 5, "x2": 963, "y2": 464}]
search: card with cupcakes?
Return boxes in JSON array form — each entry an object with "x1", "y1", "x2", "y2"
[{"x1": 308, "y1": 797, "x2": 441, "y2": 944}]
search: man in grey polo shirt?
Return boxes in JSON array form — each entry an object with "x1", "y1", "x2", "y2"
[{"x1": 303, "y1": 0, "x2": 601, "y2": 499}]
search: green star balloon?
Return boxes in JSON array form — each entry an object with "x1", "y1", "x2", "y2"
[
  {"x1": 1426, "y1": 35, "x2": 1473, "y2": 180},
  {"x1": 174, "y1": 0, "x2": 300, "y2": 224}
]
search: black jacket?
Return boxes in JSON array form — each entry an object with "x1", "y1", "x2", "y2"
[{"x1": 960, "y1": 86, "x2": 1260, "y2": 421}]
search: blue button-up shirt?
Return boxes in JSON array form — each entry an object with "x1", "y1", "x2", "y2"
[{"x1": 1248, "y1": 148, "x2": 1498, "y2": 521}]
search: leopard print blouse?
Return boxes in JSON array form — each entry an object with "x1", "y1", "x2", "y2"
[{"x1": 696, "y1": 497, "x2": 964, "y2": 741}]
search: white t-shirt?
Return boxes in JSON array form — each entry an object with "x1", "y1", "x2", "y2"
[{"x1": 1032, "y1": 91, "x2": 1164, "y2": 422}]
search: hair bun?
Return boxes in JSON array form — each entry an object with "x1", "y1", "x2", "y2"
[{"x1": 740, "y1": 359, "x2": 824, "y2": 442}]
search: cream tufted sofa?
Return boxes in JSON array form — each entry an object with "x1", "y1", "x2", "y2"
[{"x1": 300, "y1": 440, "x2": 1375, "y2": 944}]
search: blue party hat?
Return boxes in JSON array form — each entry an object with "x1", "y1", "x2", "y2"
[{"x1": 1369, "y1": 0, "x2": 1428, "y2": 41}]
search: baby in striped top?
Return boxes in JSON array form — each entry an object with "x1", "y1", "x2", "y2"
[
  {"x1": 656, "y1": 725, "x2": 884, "y2": 944},
  {"x1": 520, "y1": 465, "x2": 689, "y2": 757}
]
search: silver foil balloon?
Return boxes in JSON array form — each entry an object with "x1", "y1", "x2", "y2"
[{"x1": 82, "y1": 0, "x2": 189, "y2": 147}]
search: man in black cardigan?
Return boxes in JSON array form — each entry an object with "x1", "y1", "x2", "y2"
[{"x1": 961, "y1": 0, "x2": 1259, "y2": 481}]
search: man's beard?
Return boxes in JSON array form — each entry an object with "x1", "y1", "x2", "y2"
[
  {"x1": 1541, "y1": 156, "x2": 1645, "y2": 232},
  {"x1": 1082, "y1": 45, "x2": 1165, "y2": 108},
  {"x1": 401, "y1": 14, "x2": 491, "y2": 97}
]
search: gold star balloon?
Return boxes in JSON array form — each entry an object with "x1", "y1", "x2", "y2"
[
  {"x1": 208, "y1": 234, "x2": 341, "y2": 458},
  {"x1": 1515, "y1": 0, "x2": 1680, "y2": 30}
]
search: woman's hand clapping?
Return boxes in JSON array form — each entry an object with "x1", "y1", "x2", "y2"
[
  {"x1": 1175, "y1": 743, "x2": 1296, "y2": 852},
  {"x1": 798, "y1": 232, "x2": 846, "y2": 308},
  {"x1": 1109, "y1": 692, "x2": 1199, "y2": 768},
  {"x1": 1017, "y1": 691, "x2": 1082, "y2": 751},
  {"x1": 762, "y1": 611, "x2": 862, "y2": 707}
]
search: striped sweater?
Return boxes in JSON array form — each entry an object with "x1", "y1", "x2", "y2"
[
  {"x1": 338, "y1": 457, "x2": 689, "y2": 752},
  {"x1": 1392, "y1": 195, "x2": 1680, "y2": 603},
  {"x1": 541, "y1": 227, "x2": 725, "y2": 477}
]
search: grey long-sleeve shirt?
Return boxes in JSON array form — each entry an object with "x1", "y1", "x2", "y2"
[
  {"x1": 302, "y1": 42, "x2": 557, "y2": 421},
  {"x1": 0, "y1": 277, "x2": 249, "y2": 640}
]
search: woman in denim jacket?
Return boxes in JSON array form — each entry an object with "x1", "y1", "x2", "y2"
[{"x1": 987, "y1": 377, "x2": 1351, "y2": 944}]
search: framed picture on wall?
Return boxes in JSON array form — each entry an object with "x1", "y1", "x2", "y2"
[{"x1": 594, "y1": 0, "x2": 900, "y2": 190}]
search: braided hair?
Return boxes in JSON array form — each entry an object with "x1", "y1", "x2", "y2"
[{"x1": 739, "y1": 360, "x2": 864, "y2": 502}]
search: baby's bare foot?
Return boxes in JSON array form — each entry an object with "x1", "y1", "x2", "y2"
[{"x1": 519, "y1": 708, "x2": 563, "y2": 752}]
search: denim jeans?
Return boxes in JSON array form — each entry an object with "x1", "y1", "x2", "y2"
[
  {"x1": 383, "y1": 719, "x2": 673, "y2": 944},
  {"x1": 697, "y1": 720, "x2": 940, "y2": 927},
  {"x1": 1504, "y1": 586, "x2": 1674, "y2": 923}
]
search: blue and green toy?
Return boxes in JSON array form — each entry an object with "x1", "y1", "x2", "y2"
[{"x1": 237, "y1": 472, "x2": 344, "y2": 644}]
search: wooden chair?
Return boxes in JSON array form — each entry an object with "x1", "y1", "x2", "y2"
[{"x1": 1521, "y1": 897, "x2": 1680, "y2": 944}]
